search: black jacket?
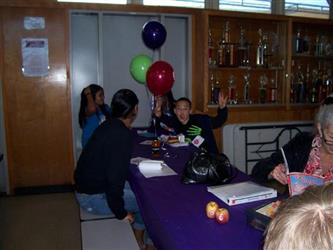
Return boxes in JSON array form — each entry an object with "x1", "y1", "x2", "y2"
[
  {"x1": 251, "y1": 132, "x2": 314, "y2": 184},
  {"x1": 157, "y1": 107, "x2": 228, "y2": 154},
  {"x1": 74, "y1": 118, "x2": 132, "y2": 219}
]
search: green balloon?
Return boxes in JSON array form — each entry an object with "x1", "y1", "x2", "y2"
[{"x1": 130, "y1": 54, "x2": 153, "y2": 84}]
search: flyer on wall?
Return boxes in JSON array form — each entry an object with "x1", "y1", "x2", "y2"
[{"x1": 21, "y1": 38, "x2": 49, "y2": 77}]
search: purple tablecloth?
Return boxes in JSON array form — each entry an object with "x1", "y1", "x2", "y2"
[{"x1": 129, "y1": 132, "x2": 268, "y2": 250}]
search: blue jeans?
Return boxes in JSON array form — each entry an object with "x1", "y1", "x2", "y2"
[{"x1": 76, "y1": 182, "x2": 145, "y2": 230}]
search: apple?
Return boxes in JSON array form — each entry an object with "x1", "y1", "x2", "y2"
[
  {"x1": 206, "y1": 201, "x2": 218, "y2": 219},
  {"x1": 215, "y1": 208, "x2": 229, "y2": 224}
]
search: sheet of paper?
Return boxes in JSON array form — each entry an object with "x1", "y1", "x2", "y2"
[
  {"x1": 139, "y1": 160, "x2": 163, "y2": 171},
  {"x1": 280, "y1": 147, "x2": 289, "y2": 174},
  {"x1": 169, "y1": 142, "x2": 189, "y2": 147},
  {"x1": 137, "y1": 130, "x2": 156, "y2": 138},
  {"x1": 130, "y1": 157, "x2": 150, "y2": 165},
  {"x1": 139, "y1": 140, "x2": 153, "y2": 145},
  {"x1": 21, "y1": 38, "x2": 49, "y2": 77}
]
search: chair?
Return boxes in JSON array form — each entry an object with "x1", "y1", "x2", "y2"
[{"x1": 81, "y1": 219, "x2": 139, "y2": 250}]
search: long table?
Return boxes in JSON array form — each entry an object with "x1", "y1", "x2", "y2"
[{"x1": 129, "y1": 132, "x2": 270, "y2": 250}]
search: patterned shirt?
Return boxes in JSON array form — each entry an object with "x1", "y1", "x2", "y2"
[{"x1": 304, "y1": 135, "x2": 333, "y2": 181}]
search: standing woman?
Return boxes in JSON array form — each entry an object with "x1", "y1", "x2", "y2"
[{"x1": 79, "y1": 84, "x2": 111, "y2": 147}]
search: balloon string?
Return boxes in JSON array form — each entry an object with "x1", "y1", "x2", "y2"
[
  {"x1": 147, "y1": 87, "x2": 157, "y2": 137},
  {"x1": 152, "y1": 95, "x2": 157, "y2": 137},
  {"x1": 151, "y1": 49, "x2": 155, "y2": 62},
  {"x1": 145, "y1": 85, "x2": 152, "y2": 109}
]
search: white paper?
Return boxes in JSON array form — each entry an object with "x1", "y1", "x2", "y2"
[
  {"x1": 169, "y1": 142, "x2": 189, "y2": 147},
  {"x1": 280, "y1": 147, "x2": 290, "y2": 174},
  {"x1": 138, "y1": 160, "x2": 163, "y2": 171},
  {"x1": 139, "y1": 140, "x2": 153, "y2": 145},
  {"x1": 21, "y1": 38, "x2": 49, "y2": 77},
  {"x1": 24, "y1": 17, "x2": 45, "y2": 30},
  {"x1": 130, "y1": 157, "x2": 150, "y2": 165},
  {"x1": 192, "y1": 135, "x2": 204, "y2": 148},
  {"x1": 138, "y1": 160, "x2": 177, "y2": 178}
]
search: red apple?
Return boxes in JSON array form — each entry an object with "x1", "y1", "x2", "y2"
[
  {"x1": 206, "y1": 201, "x2": 219, "y2": 219},
  {"x1": 215, "y1": 208, "x2": 229, "y2": 224}
]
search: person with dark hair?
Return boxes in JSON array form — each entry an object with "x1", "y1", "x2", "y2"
[
  {"x1": 152, "y1": 91, "x2": 176, "y2": 132},
  {"x1": 252, "y1": 95, "x2": 333, "y2": 185},
  {"x1": 75, "y1": 89, "x2": 151, "y2": 249},
  {"x1": 168, "y1": 91, "x2": 228, "y2": 154},
  {"x1": 78, "y1": 84, "x2": 111, "y2": 147}
]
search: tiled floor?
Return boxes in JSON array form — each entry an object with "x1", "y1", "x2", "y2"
[{"x1": 0, "y1": 192, "x2": 81, "y2": 250}]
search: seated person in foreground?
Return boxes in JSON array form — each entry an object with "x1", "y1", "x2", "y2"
[
  {"x1": 252, "y1": 96, "x2": 333, "y2": 184},
  {"x1": 74, "y1": 89, "x2": 150, "y2": 250},
  {"x1": 264, "y1": 183, "x2": 333, "y2": 250},
  {"x1": 164, "y1": 91, "x2": 228, "y2": 154}
]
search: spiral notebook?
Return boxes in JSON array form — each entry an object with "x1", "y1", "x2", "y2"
[{"x1": 208, "y1": 181, "x2": 277, "y2": 206}]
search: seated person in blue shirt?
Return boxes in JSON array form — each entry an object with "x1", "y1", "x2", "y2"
[
  {"x1": 75, "y1": 89, "x2": 150, "y2": 250},
  {"x1": 166, "y1": 91, "x2": 228, "y2": 154},
  {"x1": 78, "y1": 84, "x2": 111, "y2": 147}
]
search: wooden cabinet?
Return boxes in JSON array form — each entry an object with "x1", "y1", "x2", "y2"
[
  {"x1": 193, "y1": 11, "x2": 329, "y2": 151},
  {"x1": 194, "y1": 11, "x2": 289, "y2": 112},
  {"x1": 194, "y1": 11, "x2": 333, "y2": 115},
  {"x1": 289, "y1": 18, "x2": 333, "y2": 105}
]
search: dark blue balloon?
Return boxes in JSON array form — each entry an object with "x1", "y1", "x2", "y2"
[{"x1": 142, "y1": 21, "x2": 167, "y2": 50}]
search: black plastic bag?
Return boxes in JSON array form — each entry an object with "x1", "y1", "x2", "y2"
[{"x1": 181, "y1": 149, "x2": 235, "y2": 186}]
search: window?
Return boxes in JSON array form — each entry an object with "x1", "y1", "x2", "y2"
[
  {"x1": 285, "y1": 0, "x2": 329, "y2": 19},
  {"x1": 70, "y1": 12, "x2": 191, "y2": 160},
  {"x1": 57, "y1": 0, "x2": 126, "y2": 4},
  {"x1": 219, "y1": 0, "x2": 271, "y2": 13},
  {"x1": 143, "y1": 0, "x2": 204, "y2": 8}
]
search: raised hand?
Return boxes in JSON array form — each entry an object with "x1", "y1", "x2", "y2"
[{"x1": 218, "y1": 91, "x2": 228, "y2": 109}]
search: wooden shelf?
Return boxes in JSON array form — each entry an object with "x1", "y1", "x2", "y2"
[
  {"x1": 208, "y1": 103, "x2": 285, "y2": 109},
  {"x1": 209, "y1": 66, "x2": 284, "y2": 71},
  {"x1": 292, "y1": 54, "x2": 333, "y2": 60}
]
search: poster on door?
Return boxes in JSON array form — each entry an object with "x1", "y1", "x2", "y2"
[{"x1": 21, "y1": 38, "x2": 49, "y2": 77}]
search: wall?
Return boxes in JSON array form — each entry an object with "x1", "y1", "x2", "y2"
[
  {"x1": 0, "y1": 1, "x2": 199, "y2": 193},
  {"x1": 0, "y1": 0, "x2": 320, "y2": 192},
  {"x1": 70, "y1": 11, "x2": 191, "y2": 161}
]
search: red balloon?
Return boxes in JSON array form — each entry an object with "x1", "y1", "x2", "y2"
[{"x1": 146, "y1": 61, "x2": 175, "y2": 96}]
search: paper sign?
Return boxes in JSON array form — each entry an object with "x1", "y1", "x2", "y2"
[
  {"x1": 192, "y1": 135, "x2": 204, "y2": 148},
  {"x1": 24, "y1": 17, "x2": 45, "y2": 30},
  {"x1": 21, "y1": 38, "x2": 49, "y2": 77}
]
